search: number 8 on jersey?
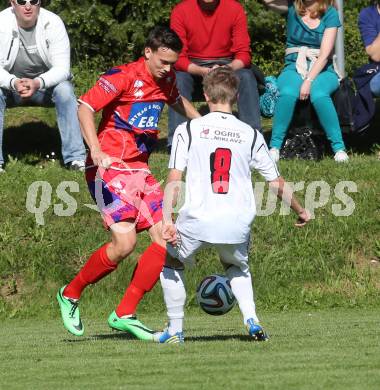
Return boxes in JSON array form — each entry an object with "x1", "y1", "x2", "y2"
[{"x1": 210, "y1": 148, "x2": 232, "y2": 194}]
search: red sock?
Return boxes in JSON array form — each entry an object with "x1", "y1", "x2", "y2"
[
  {"x1": 63, "y1": 243, "x2": 117, "y2": 299},
  {"x1": 115, "y1": 242, "x2": 166, "y2": 317}
]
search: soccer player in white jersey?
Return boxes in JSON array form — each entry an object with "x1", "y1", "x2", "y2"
[{"x1": 154, "y1": 67, "x2": 310, "y2": 343}]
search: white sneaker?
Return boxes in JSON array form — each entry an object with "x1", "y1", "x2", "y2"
[
  {"x1": 269, "y1": 148, "x2": 280, "y2": 163},
  {"x1": 334, "y1": 150, "x2": 349, "y2": 163},
  {"x1": 67, "y1": 160, "x2": 85, "y2": 171},
  {"x1": 0, "y1": 164, "x2": 4, "y2": 173}
]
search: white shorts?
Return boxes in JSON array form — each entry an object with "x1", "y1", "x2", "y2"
[{"x1": 167, "y1": 230, "x2": 250, "y2": 275}]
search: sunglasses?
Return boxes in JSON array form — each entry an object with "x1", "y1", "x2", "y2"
[{"x1": 14, "y1": 0, "x2": 40, "y2": 6}]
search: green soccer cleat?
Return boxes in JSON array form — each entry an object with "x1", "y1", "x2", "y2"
[
  {"x1": 56, "y1": 286, "x2": 84, "y2": 336},
  {"x1": 108, "y1": 311, "x2": 154, "y2": 341}
]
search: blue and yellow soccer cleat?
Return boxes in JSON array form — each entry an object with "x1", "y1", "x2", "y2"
[
  {"x1": 153, "y1": 329, "x2": 184, "y2": 344},
  {"x1": 246, "y1": 318, "x2": 269, "y2": 341}
]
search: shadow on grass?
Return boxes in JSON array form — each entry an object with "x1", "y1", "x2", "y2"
[
  {"x1": 3, "y1": 121, "x2": 62, "y2": 165},
  {"x1": 3, "y1": 104, "x2": 378, "y2": 166},
  {"x1": 63, "y1": 332, "x2": 137, "y2": 343},
  {"x1": 186, "y1": 334, "x2": 253, "y2": 342},
  {"x1": 63, "y1": 333, "x2": 255, "y2": 343}
]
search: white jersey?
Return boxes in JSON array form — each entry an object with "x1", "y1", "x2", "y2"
[{"x1": 169, "y1": 111, "x2": 280, "y2": 244}]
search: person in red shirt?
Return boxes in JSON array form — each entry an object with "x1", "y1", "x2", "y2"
[
  {"x1": 167, "y1": 0, "x2": 262, "y2": 151},
  {"x1": 56, "y1": 26, "x2": 200, "y2": 340}
]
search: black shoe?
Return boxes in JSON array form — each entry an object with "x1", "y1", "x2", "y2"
[{"x1": 66, "y1": 160, "x2": 85, "y2": 172}]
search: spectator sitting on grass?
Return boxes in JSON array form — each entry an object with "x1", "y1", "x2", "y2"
[
  {"x1": 358, "y1": 0, "x2": 380, "y2": 97},
  {"x1": 261, "y1": 0, "x2": 349, "y2": 163},
  {"x1": 167, "y1": 0, "x2": 262, "y2": 153},
  {"x1": 0, "y1": 0, "x2": 86, "y2": 173}
]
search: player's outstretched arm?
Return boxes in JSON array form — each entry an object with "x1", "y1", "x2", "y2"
[
  {"x1": 170, "y1": 96, "x2": 201, "y2": 120},
  {"x1": 78, "y1": 104, "x2": 111, "y2": 168},
  {"x1": 268, "y1": 176, "x2": 311, "y2": 227}
]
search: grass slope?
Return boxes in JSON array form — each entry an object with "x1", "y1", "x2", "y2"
[
  {"x1": 0, "y1": 309, "x2": 379, "y2": 390},
  {"x1": 0, "y1": 109, "x2": 379, "y2": 318}
]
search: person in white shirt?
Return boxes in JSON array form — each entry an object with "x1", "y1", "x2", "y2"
[
  {"x1": 154, "y1": 66, "x2": 310, "y2": 344},
  {"x1": 0, "y1": 0, "x2": 86, "y2": 172}
]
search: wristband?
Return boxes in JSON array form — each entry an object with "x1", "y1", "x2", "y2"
[
  {"x1": 10, "y1": 77, "x2": 19, "y2": 90},
  {"x1": 306, "y1": 76, "x2": 314, "y2": 82},
  {"x1": 35, "y1": 77, "x2": 45, "y2": 90}
]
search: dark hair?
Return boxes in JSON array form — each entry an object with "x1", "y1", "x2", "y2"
[
  {"x1": 203, "y1": 67, "x2": 239, "y2": 105},
  {"x1": 144, "y1": 26, "x2": 183, "y2": 53}
]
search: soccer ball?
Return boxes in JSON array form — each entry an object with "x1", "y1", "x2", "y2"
[{"x1": 196, "y1": 274, "x2": 236, "y2": 315}]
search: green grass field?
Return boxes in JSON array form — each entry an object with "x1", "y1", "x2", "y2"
[
  {"x1": 0, "y1": 108, "x2": 379, "y2": 389},
  {"x1": 1, "y1": 111, "x2": 379, "y2": 317},
  {"x1": 1, "y1": 309, "x2": 379, "y2": 390}
]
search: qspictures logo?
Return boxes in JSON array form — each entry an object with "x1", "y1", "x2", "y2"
[{"x1": 26, "y1": 177, "x2": 358, "y2": 227}]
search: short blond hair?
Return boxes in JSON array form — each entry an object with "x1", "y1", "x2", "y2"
[
  {"x1": 202, "y1": 67, "x2": 239, "y2": 105},
  {"x1": 294, "y1": 0, "x2": 336, "y2": 18}
]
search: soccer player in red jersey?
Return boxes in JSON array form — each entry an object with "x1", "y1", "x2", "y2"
[{"x1": 57, "y1": 26, "x2": 200, "y2": 339}]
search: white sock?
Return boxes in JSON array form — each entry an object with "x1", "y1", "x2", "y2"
[
  {"x1": 160, "y1": 266, "x2": 186, "y2": 335},
  {"x1": 225, "y1": 265, "x2": 259, "y2": 324}
]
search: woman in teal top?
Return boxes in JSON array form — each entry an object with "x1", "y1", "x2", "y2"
[{"x1": 262, "y1": 0, "x2": 349, "y2": 162}]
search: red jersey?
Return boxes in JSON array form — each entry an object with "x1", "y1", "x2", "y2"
[
  {"x1": 170, "y1": 0, "x2": 252, "y2": 72},
  {"x1": 79, "y1": 57, "x2": 180, "y2": 168}
]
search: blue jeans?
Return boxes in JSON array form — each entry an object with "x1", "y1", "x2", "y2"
[
  {"x1": 0, "y1": 80, "x2": 86, "y2": 165},
  {"x1": 167, "y1": 68, "x2": 262, "y2": 147},
  {"x1": 370, "y1": 71, "x2": 380, "y2": 97}
]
